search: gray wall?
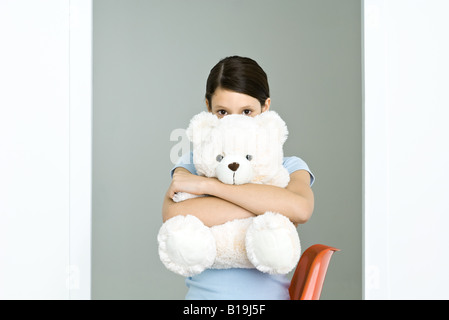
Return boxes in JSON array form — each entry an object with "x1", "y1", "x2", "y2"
[{"x1": 93, "y1": 0, "x2": 362, "y2": 299}]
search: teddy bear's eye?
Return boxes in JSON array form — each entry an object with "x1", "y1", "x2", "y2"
[
  {"x1": 246, "y1": 155, "x2": 253, "y2": 161},
  {"x1": 216, "y1": 154, "x2": 224, "y2": 162}
]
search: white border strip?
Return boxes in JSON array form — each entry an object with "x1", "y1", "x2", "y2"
[
  {"x1": 69, "y1": 0, "x2": 92, "y2": 300},
  {"x1": 363, "y1": 0, "x2": 390, "y2": 300}
]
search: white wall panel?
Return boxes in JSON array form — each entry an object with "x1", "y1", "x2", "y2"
[
  {"x1": 364, "y1": 0, "x2": 449, "y2": 299},
  {"x1": 0, "y1": 0, "x2": 91, "y2": 299}
]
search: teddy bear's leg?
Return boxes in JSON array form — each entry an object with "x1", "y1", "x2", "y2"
[
  {"x1": 245, "y1": 212, "x2": 301, "y2": 274},
  {"x1": 158, "y1": 215, "x2": 216, "y2": 277}
]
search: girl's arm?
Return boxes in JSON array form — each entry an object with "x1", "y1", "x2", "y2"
[
  {"x1": 162, "y1": 168, "x2": 256, "y2": 227},
  {"x1": 207, "y1": 170, "x2": 314, "y2": 225},
  {"x1": 164, "y1": 167, "x2": 314, "y2": 226},
  {"x1": 162, "y1": 193, "x2": 256, "y2": 228}
]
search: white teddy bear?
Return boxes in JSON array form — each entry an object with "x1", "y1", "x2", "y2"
[{"x1": 158, "y1": 111, "x2": 301, "y2": 277}]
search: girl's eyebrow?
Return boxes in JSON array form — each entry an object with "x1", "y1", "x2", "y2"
[
  {"x1": 214, "y1": 105, "x2": 256, "y2": 110},
  {"x1": 240, "y1": 105, "x2": 257, "y2": 109},
  {"x1": 213, "y1": 105, "x2": 228, "y2": 110}
]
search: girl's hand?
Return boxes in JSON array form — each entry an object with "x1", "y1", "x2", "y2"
[{"x1": 168, "y1": 168, "x2": 217, "y2": 199}]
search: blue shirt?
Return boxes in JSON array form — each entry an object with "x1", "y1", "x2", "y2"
[{"x1": 171, "y1": 152, "x2": 315, "y2": 300}]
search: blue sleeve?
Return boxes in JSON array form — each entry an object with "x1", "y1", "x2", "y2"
[
  {"x1": 170, "y1": 151, "x2": 197, "y2": 178},
  {"x1": 283, "y1": 156, "x2": 315, "y2": 186}
]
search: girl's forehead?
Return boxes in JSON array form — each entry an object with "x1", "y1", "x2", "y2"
[{"x1": 211, "y1": 88, "x2": 261, "y2": 109}]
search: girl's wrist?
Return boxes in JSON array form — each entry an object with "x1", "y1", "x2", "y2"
[{"x1": 205, "y1": 176, "x2": 222, "y2": 196}]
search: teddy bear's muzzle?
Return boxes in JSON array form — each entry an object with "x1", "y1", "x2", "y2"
[{"x1": 216, "y1": 155, "x2": 253, "y2": 185}]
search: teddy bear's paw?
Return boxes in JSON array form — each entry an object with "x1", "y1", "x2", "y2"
[
  {"x1": 245, "y1": 212, "x2": 301, "y2": 274},
  {"x1": 172, "y1": 192, "x2": 207, "y2": 203},
  {"x1": 158, "y1": 215, "x2": 216, "y2": 277},
  {"x1": 172, "y1": 192, "x2": 195, "y2": 203}
]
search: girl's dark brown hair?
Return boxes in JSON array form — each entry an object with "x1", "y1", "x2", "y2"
[{"x1": 205, "y1": 56, "x2": 270, "y2": 108}]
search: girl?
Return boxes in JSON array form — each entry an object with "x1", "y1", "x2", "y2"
[{"x1": 162, "y1": 56, "x2": 315, "y2": 300}]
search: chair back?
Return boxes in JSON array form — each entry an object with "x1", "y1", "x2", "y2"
[{"x1": 289, "y1": 244, "x2": 340, "y2": 300}]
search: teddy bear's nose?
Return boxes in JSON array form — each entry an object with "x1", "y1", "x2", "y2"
[{"x1": 228, "y1": 162, "x2": 240, "y2": 172}]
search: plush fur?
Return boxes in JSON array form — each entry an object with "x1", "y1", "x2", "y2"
[{"x1": 158, "y1": 111, "x2": 300, "y2": 277}]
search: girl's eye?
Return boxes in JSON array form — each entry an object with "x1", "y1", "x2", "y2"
[
  {"x1": 218, "y1": 110, "x2": 227, "y2": 116},
  {"x1": 243, "y1": 109, "x2": 252, "y2": 115},
  {"x1": 246, "y1": 155, "x2": 253, "y2": 161},
  {"x1": 216, "y1": 154, "x2": 224, "y2": 162}
]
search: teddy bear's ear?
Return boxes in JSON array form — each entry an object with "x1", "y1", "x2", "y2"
[
  {"x1": 186, "y1": 111, "x2": 219, "y2": 144},
  {"x1": 256, "y1": 111, "x2": 289, "y2": 145}
]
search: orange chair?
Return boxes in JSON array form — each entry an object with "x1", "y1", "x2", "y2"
[{"x1": 289, "y1": 244, "x2": 340, "y2": 300}]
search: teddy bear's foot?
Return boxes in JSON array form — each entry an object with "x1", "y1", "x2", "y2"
[
  {"x1": 158, "y1": 215, "x2": 216, "y2": 277},
  {"x1": 245, "y1": 212, "x2": 301, "y2": 274}
]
